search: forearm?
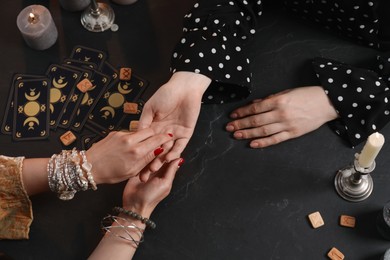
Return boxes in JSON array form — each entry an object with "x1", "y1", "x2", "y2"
[
  {"x1": 22, "y1": 158, "x2": 50, "y2": 196},
  {"x1": 89, "y1": 206, "x2": 152, "y2": 260}
]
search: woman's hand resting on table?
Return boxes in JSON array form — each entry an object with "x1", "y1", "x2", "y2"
[
  {"x1": 137, "y1": 71, "x2": 211, "y2": 182},
  {"x1": 225, "y1": 86, "x2": 338, "y2": 148},
  {"x1": 86, "y1": 129, "x2": 174, "y2": 184}
]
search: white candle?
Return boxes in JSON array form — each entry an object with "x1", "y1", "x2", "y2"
[
  {"x1": 16, "y1": 5, "x2": 58, "y2": 50},
  {"x1": 358, "y1": 132, "x2": 385, "y2": 168},
  {"x1": 59, "y1": 0, "x2": 91, "y2": 12}
]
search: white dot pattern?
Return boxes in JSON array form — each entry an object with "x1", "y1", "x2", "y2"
[
  {"x1": 170, "y1": 0, "x2": 388, "y2": 146},
  {"x1": 313, "y1": 55, "x2": 390, "y2": 146}
]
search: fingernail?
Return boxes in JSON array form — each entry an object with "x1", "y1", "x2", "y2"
[
  {"x1": 250, "y1": 142, "x2": 260, "y2": 148},
  {"x1": 234, "y1": 132, "x2": 243, "y2": 139},
  {"x1": 226, "y1": 124, "x2": 235, "y2": 131},
  {"x1": 230, "y1": 113, "x2": 238, "y2": 119},
  {"x1": 154, "y1": 147, "x2": 164, "y2": 156},
  {"x1": 168, "y1": 133, "x2": 173, "y2": 137},
  {"x1": 178, "y1": 158, "x2": 185, "y2": 167}
]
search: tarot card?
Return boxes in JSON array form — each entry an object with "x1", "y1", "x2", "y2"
[
  {"x1": 85, "y1": 74, "x2": 148, "y2": 135},
  {"x1": 79, "y1": 133, "x2": 103, "y2": 150},
  {"x1": 69, "y1": 45, "x2": 107, "y2": 70},
  {"x1": 101, "y1": 61, "x2": 119, "y2": 83},
  {"x1": 56, "y1": 67, "x2": 92, "y2": 129},
  {"x1": 12, "y1": 78, "x2": 50, "y2": 141},
  {"x1": 46, "y1": 64, "x2": 83, "y2": 129},
  {"x1": 71, "y1": 70, "x2": 110, "y2": 132},
  {"x1": 1, "y1": 74, "x2": 46, "y2": 135},
  {"x1": 63, "y1": 58, "x2": 97, "y2": 70}
]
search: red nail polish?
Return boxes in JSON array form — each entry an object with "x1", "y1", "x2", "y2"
[
  {"x1": 154, "y1": 147, "x2": 164, "y2": 156},
  {"x1": 168, "y1": 133, "x2": 173, "y2": 137},
  {"x1": 178, "y1": 158, "x2": 185, "y2": 167}
]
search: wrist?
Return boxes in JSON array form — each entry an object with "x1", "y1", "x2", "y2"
[{"x1": 170, "y1": 71, "x2": 211, "y2": 99}]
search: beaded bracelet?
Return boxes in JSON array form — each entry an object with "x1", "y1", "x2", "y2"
[
  {"x1": 80, "y1": 150, "x2": 97, "y2": 190},
  {"x1": 113, "y1": 206, "x2": 156, "y2": 229}
]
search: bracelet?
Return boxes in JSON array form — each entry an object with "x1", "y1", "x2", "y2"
[
  {"x1": 101, "y1": 215, "x2": 144, "y2": 248},
  {"x1": 80, "y1": 150, "x2": 97, "y2": 190},
  {"x1": 47, "y1": 148, "x2": 96, "y2": 200},
  {"x1": 113, "y1": 206, "x2": 156, "y2": 229}
]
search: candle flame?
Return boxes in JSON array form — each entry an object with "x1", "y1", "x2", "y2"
[{"x1": 28, "y1": 12, "x2": 38, "y2": 24}]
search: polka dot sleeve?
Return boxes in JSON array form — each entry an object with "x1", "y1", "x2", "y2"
[
  {"x1": 171, "y1": 0, "x2": 263, "y2": 104},
  {"x1": 312, "y1": 55, "x2": 390, "y2": 147}
]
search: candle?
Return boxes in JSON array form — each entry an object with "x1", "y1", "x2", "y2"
[
  {"x1": 59, "y1": 0, "x2": 91, "y2": 12},
  {"x1": 16, "y1": 5, "x2": 58, "y2": 50},
  {"x1": 111, "y1": 0, "x2": 138, "y2": 5},
  {"x1": 358, "y1": 132, "x2": 385, "y2": 168}
]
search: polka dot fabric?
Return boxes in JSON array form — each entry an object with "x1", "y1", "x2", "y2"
[
  {"x1": 171, "y1": 0, "x2": 390, "y2": 146},
  {"x1": 284, "y1": 0, "x2": 381, "y2": 49},
  {"x1": 171, "y1": 0, "x2": 263, "y2": 104},
  {"x1": 313, "y1": 56, "x2": 390, "y2": 146}
]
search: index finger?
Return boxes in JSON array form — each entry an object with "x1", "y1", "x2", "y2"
[{"x1": 230, "y1": 98, "x2": 275, "y2": 119}]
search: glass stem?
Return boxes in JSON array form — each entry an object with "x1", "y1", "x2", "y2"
[{"x1": 90, "y1": 0, "x2": 100, "y2": 16}]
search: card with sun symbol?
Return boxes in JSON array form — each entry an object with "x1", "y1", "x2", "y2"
[
  {"x1": 69, "y1": 45, "x2": 107, "y2": 70},
  {"x1": 71, "y1": 70, "x2": 110, "y2": 132},
  {"x1": 85, "y1": 74, "x2": 148, "y2": 135},
  {"x1": 46, "y1": 64, "x2": 84, "y2": 130},
  {"x1": 2, "y1": 74, "x2": 47, "y2": 135},
  {"x1": 12, "y1": 78, "x2": 50, "y2": 141}
]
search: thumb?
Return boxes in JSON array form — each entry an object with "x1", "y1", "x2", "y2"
[{"x1": 138, "y1": 105, "x2": 153, "y2": 130}]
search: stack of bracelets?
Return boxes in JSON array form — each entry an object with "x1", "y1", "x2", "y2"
[
  {"x1": 47, "y1": 148, "x2": 97, "y2": 200},
  {"x1": 101, "y1": 207, "x2": 157, "y2": 248}
]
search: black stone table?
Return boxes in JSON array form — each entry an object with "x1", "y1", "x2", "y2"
[{"x1": 1, "y1": 1, "x2": 390, "y2": 259}]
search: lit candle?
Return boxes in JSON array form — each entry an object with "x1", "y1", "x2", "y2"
[
  {"x1": 59, "y1": 0, "x2": 91, "y2": 12},
  {"x1": 16, "y1": 5, "x2": 58, "y2": 50},
  {"x1": 358, "y1": 132, "x2": 385, "y2": 168}
]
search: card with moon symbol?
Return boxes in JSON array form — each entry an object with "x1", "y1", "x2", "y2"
[
  {"x1": 85, "y1": 74, "x2": 148, "y2": 135},
  {"x1": 63, "y1": 58, "x2": 97, "y2": 70},
  {"x1": 56, "y1": 66, "x2": 93, "y2": 129},
  {"x1": 1, "y1": 74, "x2": 47, "y2": 135},
  {"x1": 12, "y1": 78, "x2": 50, "y2": 141},
  {"x1": 69, "y1": 45, "x2": 107, "y2": 70},
  {"x1": 100, "y1": 61, "x2": 119, "y2": 84},
  {"x1": 46, "y1": 64, "x2": 83, "y2": 130},
  {"x1": 71, "y1": 70, "x2": 110, "y2": 132}
]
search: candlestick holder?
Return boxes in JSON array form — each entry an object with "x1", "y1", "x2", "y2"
[
  {"x1": 80, "y1": 0, "x2": 115, "y2": 32},
  {"x1": 334, "y1": 153, "x2": 375, "y2": 202}
]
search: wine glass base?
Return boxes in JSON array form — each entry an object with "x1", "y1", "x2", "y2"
[{"x1": 81, "y1": 2, "x2": 115, "y2": 32}]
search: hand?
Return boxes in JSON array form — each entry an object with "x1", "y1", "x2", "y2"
[
  {"x1": 85, "y1": 129, "x2": 173, "y2": 184},
  {"x1": 138, "y1": 71, "x2": 210, "y2": 181},
  {"x1": 225, "y1": 86, "x2": 338, "y2": 148},
  {"x1": 122, "y1": 158, "x2": 184, "y2": 217}
]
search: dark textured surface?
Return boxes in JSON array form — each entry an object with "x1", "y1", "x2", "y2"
[{"x1": 1, "y1": 1, "x2": 390, "y2": 259}]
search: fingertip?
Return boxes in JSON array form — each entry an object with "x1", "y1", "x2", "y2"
[
  {"x1": 233, "y1": 131, "x2": 243, "y2": 139},
  {"x1": 225, "y1": 124, "x2": 235, "y2": 132},
  {"x1": 230, "y1": 112, "x2": 238, "y2": 119},
  {"x1": 139, "y1": 172, "x2": 150, "y2": 183},
  {"x1": 178, "y1": 158, "x2": 185, "y2": 168}
]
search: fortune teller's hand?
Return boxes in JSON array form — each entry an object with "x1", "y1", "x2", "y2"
[
  {"x1": 85, "y1": 129, "x2": 173, "y2": 184},
  {"x1": 122, "y1": 158, "x2": 184, "y2": 218},
  {"x1": 225, "y1": 86, "x2": 338, "y2": 148},
  {"x1": 138, "y1": 71, "x2": 211, "y2": 181}
]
